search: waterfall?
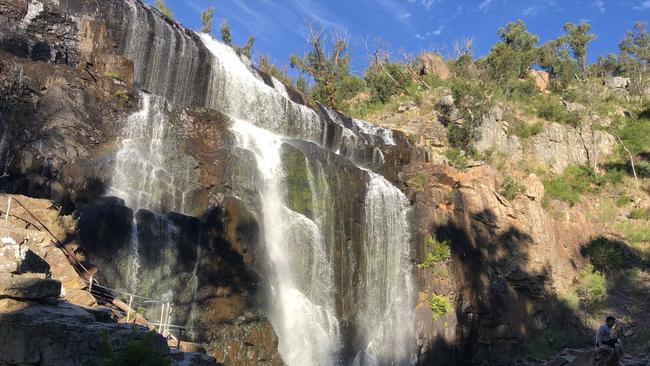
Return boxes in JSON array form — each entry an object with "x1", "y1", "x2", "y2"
[
  {"x1": 106, "y1": 4, "x2": 417, "y2": 362},
  {"x1": 108, "y1": 93, "x2": 196, "y2": 297},
  {"x1": 109, "y1": 93, "x2": 193, "y2": 214},
  {"x1": 355, "y1": 172, "x2": 416, "y2": 365},
  {"x1": 232, "y1": 119, "x2": 341, "y2": 366}
]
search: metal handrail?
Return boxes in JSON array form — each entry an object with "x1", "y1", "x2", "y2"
[{"x1": 1, "y1": 194, "x2": 187, "y2": 337}]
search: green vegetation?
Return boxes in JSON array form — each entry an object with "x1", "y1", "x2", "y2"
[
  {"x1": 290, "y1": 30, "x2": 365, "y2": 111},
  {"x1": 220, "y1": 21, "x2": 256, "y2": 58},
  {"x1": 524, "y1": 327, "x2": 581, "y2": 360},
  {"x1": 543, "y1": 165, "x2": 611, "y2": 205},
  {"x1": 499, "y1": 176, "x2": 524, "y2": 200},
  {"x1": 407, "y1": 172, "x2": 428, "y2": 192},
  {"x1": 104, "y1": 72, "x2": 119, "y2": 80},
  {"x1": 100, "y1": 330, "x2": 170, "y2": 366},
  {"x1": 585, "y1": 237, "x2": 626, "y2": 273},
  {"x1": 428, "y1": 294, "x2": 452, "y2": 321},
  {"x1": 629, "y1": 208, "x2": 650, "y2": 220},
  {"x1": 417, "y1": 236, "x2": 451, "y2": 269},
  {"x1": 617, "y1": 221, "x2": 650, "y2": 244},
  {"x1": 576, "y1": 263, "x2": 607, "y2": 309},
  {"x1": 154, "y1": 0, "x2": 174, "y2": 20},
  {"x1": 444, "y1": 148, "x2": 468, "y2": 170},
  {"x1": 446, "y1": 78, "x2": 493, "y2": 150},
  {"x1": 200, "y1": 7, "x2": 214, "y2": 33},
  {"x1": 113, "y1": 90, "x2": 130, "y2": 101},
  {"x1": 509, "y1": 120, "x2": 543, "y2": 138},
  {"x1": 365, "y1": 62, "x2": 410, "y2": 103}
]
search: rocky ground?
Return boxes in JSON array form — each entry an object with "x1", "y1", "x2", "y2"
[{"x1": 0, "y1": 194, "x2": 218, "y2": 366}]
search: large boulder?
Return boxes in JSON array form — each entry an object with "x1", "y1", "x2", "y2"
[
  {"x1": 0, "y1": 273, "x2": 61, "y2": 299},
  {"x1": 605, "y1": 77, "x2": 630, "y2": 89},
  {"x1": 0, "y1": 300, "x2": 169, "y2": 366},
  {"x1": 528, "y1": 69, "x2": 551, "y2": 92},
  {"x1": 418, "y1": 53, "x2": 450, "y2": 80}
]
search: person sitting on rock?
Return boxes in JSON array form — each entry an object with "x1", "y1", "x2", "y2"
[{"x1": 596, "y1": 316, "x2": 620, "y2": 350}]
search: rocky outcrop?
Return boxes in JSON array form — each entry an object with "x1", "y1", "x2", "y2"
[
  {"x1": 528, "y1": 69, "x2": 550, "y2": 92},
  {"x1": 418, "y1": 53, "x2": 450, "y2": 80},
  {"x1": 401, "y1": 164, "x2": 595, "y2": 365},
  {"x1": 475, "y1": 111, "x2": 616, "y2": 173}
]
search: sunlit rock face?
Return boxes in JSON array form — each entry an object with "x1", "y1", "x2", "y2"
[{"x1": 0, "y1": 1, "x2": 420, "y2": 365}]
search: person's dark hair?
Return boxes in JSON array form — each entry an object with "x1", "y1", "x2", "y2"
[{"x1": 606, "y1": 316, "x2": 616, "y2": 323}]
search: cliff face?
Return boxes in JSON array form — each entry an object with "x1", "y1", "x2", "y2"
[{"x1": 0, "y1": 0, "x2": 613, "y2": 365}]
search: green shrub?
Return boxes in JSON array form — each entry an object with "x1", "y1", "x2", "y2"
[
  {"x1": 499, "y1": 176, "x2": 524, "y2": 200},
  {"x1": 617, "y1": 222, "x2": 650, "y2": 244},
  {"x1": 585, "y1": 237, "x2": 626, "y2": 273},
  {"x1": 543, "y1": 165, "x2": 603, "y2": 205},
  {"x1": 444, "y1": 148, "x2": 468, "y2": 170},
  {"x1": 407, "y1": 173, "x2": 428, "y2": 192},
  {"x1": 365, "y1": 63, "x2": 410, "y2": 103},
  {"x1": 524, "y1": 327, "x2": 581, "y2": 360},
  {"x1": 428, "y1": 294, "x2": 452, "y2": 321},
  {"x1": 509, "y1": 120, "x2": 543, "y2": 139},
  {"x1": 535, "y1": 95, "x2": 580, "y2": 126},
  {"x1": 629, "y1": 208, "x2": 650, "y2": 221},
  {"x1": 100, "y1": 330, "x2": 171, "y2": 366},
  {"x1": 577, "y1": 263, "x2": 607, "y2": 308},
  {"x1": 417, "y1": 236, "x2": 451, "y2": 269}
]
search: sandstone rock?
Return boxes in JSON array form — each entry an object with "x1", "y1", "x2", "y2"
[
  {"x1": 563, "y1": 101, "x2": 587, "y2": 114},
  {"x1": 523, "y1": 174, "x2": 545, "y2": 202},
  {"x1": 418, "y1": 53, "x2": 450, "y2": 80},
  {"x1": 0, "y1": 300, "x2": 169, "y2": 366},
  {"x1": 0, "y1": 273, "x2": 61, "y2": 299},
  {"x1": 438, "y1": 95, "x2": 455, "y2": 107},
  {"x1": 528, "y1": 69, "x2": 551, "y2": 92},
  {"x1": 605, "y1": 77, "x2": 630, "y2": 89},
  {"x1": 489, "y1": 105, "x2": 504, "y2": 121}
]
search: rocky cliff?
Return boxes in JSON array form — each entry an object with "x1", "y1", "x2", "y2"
[{"x1": 1, "y1": 0, "x2": 647, "y2": 365}]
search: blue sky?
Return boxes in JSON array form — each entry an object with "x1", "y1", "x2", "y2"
[{"x1": 154, "y1": 0, "x2": 650, "y2": 76}]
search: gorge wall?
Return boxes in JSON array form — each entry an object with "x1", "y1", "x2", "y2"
[{"x1": 0, "y1": 0, "x2": 597, "y2": 365}]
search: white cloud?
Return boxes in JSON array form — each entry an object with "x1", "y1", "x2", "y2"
[
  {"x1": 478, "y1": 0, "x2": 493, "y2": 12},
  {"x1": 636, "y1": 0, "x2": 650, "y2": 9},
  {"x1": 593, "y1": 0, "x2": 605, "y2": 13},
  {"x1": 433, "y1": 25, "x2": 444, "y2": 36}
]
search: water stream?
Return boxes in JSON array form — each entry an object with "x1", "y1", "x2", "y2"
[{"x1": 109, "y1": 4, "x2": 417, "y2": 362}]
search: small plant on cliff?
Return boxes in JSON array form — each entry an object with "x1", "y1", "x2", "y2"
[
  {"x1": 428, "y1": 294, "x2": 452, "y2": 321},
  {"x1": 499, "y1": 176, "x2": 524, "y2": 200},
  {"x1": 154, "y1": 0, "x2": 174, "y2": 20},
  {"x1": 200, "y1": 7, "x2": 214, "y2": 34},
  {"x1": 418, "y1": 236, "x2": 451, "y2": 269},
  {"x1": 100, "y1": 329, "x2": 170, "y2": 366},
  {"x1": 444, "y1": 148, "x2": 468, "y2": 170}
]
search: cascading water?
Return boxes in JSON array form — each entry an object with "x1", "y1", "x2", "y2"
[
  {"x1": 110, "y1": 93, "x2": 192, "y2": 214},
  {"x1": 232, "y1": 119, "x2": 341, "y2": 366},
  {"x1": 108, "y1": 93, "x2": 197, "y2": 297},
  {"x1": 107, "y1": 2, "x2": 417, "y2": 361},
  {"x1": 354, "y1": 172, "x2": 416, "y2": 365},
  {"x1": 198, "y1": 35, "x2": 416, "y2": 364}
]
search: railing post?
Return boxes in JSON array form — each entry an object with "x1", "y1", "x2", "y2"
[
  {"x1": 126, "y1": 295, "x2": 133, "y2": 323},
  {"x1": 5, "y1": 197, "x2": 11, "y2": 220},
  {"x1": 159, "y1": 302, "x2": 165, "y2": 333},
  {"x1": 165, "y1": 303, "x2": 172, "y2": 336},
  {"x1": 88, "y1": 275, "x2": 94, "y2": 293}
]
